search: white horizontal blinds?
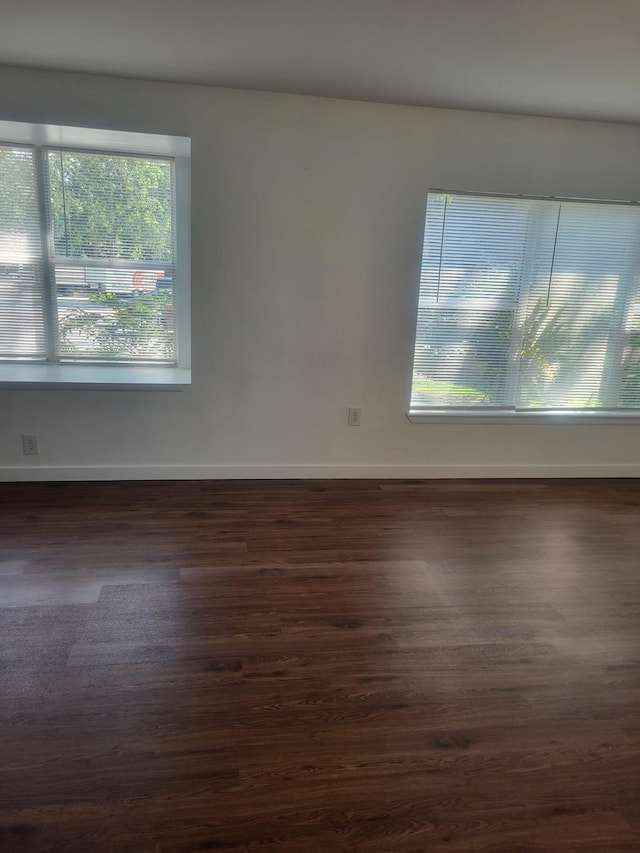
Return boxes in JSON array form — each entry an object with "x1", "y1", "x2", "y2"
[
  {"x1": 602, "y1": 207, "x2": 640, "y2": 409},
  {"x1": 517, "y1": 202, "x2": 640, "y2": 409},
  {"x1": 45, "y1": 150, "x2": 176, "y2": 362},
  {"x1": 411, "y1": 191, "x2": 640, "y2": 412},
  {"x1": 619, "y1": 258, "x2": 640, "y2": 408},
  {"x1": 412, "y1": 192, "x2": 540, "y2": 409},
  {"x1": 0, "y1": 145, "x2": 46, "y2": 359}
]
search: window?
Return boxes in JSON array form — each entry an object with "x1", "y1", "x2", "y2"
[
  {"x1": 0, "y1": 121, "x2": 190, "y2": 387},
  {"x1": 410, "y1": 191, "x2": 640, "y2": 421}
]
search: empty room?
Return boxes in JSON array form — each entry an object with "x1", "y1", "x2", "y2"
[{"x1": 1, "y1": 1, "x2": 639, "y2": 850}]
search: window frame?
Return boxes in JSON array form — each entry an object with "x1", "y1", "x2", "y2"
[
  {"x1": 408, "y1": 188, "x2": 640, "y2": 424},
  {"x1": 0, "y1": 120, "x2": 191, "y2": 389}
]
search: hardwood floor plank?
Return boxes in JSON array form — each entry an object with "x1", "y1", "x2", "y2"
[{"x1": 0, "y1": 479, "x2": 639, "y2": 851}]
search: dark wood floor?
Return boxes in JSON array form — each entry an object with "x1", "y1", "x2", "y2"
[{"x1": 0, "y1": 479, "x2": 639, "y2": 852}]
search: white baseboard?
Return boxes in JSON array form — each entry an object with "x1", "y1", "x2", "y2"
[{"x1": 1, "y1": 463, "x2": 639, "y2": 481}]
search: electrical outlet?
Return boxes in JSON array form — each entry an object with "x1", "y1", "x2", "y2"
[
  {"x1": 22, "y1": 434, "x2": 39, "y2": 455},
  {"x1": 347, "y1": 407, "x2": 362, "y2": 427}
]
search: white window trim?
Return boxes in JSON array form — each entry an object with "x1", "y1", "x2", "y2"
[
  {"x1": 0, "y1": 120, "x2": 191, "y2": 389},
  {"x1": 407, "y1": 410, "x2": 640, "y2": 425},
  {"x1": 0, "y1": 362, "x2": 190, "y2": 390}
]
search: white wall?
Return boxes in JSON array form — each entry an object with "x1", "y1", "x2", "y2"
[{"x1": 1, "y1": 65, "x2": 640, "y2": 480}]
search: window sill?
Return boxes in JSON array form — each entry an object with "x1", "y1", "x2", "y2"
[
  {"x1": 0, "y1": 363, "x2": 191, "y2": 390},
  {"x1": 407, "y1": 410, "x2": 640, "y2": 425}
]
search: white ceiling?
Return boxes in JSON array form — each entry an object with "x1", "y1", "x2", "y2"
[{"x1": 2, "y1": 0, "x2": 640, "y2": 124}]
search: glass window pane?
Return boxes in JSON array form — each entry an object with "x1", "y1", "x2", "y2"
[
  {"x1": 0, "y1": 146, "x2": 46, "y2": 359},
  {"x1": 412, "y1": 307, "x2": 514, "y2": 407},
  {"x1": 55, "y1": 265, "x2": 175, "y2": 362},
  {"x1": 47, "y1": 151, "x2": 174, "y2": 263},
  {"x1": 517, "y1": 204, "x2": 639, "y2": 409}
]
